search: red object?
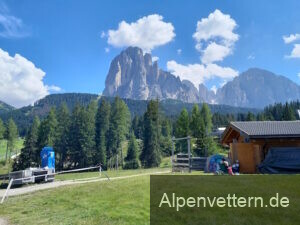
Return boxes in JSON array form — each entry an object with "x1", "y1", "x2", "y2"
[{"x1": 228, "y1": 166, "x2": 234, "y2": 175}]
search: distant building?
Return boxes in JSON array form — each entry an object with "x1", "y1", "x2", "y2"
[
  {"x1": 221, "y1": 121, "x2": 300, "y2": 173},
  {"x1": 211, "y1": 127, "x2": 226, "y2": 140}
]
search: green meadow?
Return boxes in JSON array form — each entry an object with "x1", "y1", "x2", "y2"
[{"x1": 0, "y1": 171, "x2": 300, "y2": 225}]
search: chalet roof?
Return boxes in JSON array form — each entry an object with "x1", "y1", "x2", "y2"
[{"x1": 221, "y1": 121, "x2": 300, "y2": 144}]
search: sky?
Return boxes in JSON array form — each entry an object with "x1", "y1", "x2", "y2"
[{"x1": 0, "y1": 0, "x2": 300, "y2": 108}]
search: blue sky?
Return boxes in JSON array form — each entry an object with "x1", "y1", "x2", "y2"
[{"x1": 0, "y1": 0, "x2": 300, "y2": 107}]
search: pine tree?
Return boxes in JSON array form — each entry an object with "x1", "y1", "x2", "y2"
[
  {"x1": 200, "y1": 103, "x2": 212, "y2": 133},
  {"x1": 246, "y1": 112, "x2": 256, "y2": 121},
  {"x1": 190, "y1": 104, "x2": 205, "y2": 156},
  {"x1": 37, "y1": 108, "x2": 58, "y2": 150},
  {"x1": 67, "y1": 102, "x2": 100, "y2": 168},
  {"x1": 282, "y1": 103, "x2": 296, "y2": 121},
  {"x1": 85, "y1": 100, "x2": 97, "y2": 165},
  {"x1": 5, "y1": 118, "x2": 18, "y2": 163},
  {"x1": 67, "y1": 104, "x2": 84, "y2": 168},
  {"x1": 160, "y1": 118, "x2": 172, "y2": 156},
  {"x1": 131, "y1": 115, "x2": 143, "y2": 139},
  {"x1": 55, "y1": 103, "x2": 70, "y2": 170},
  {"x1": 13, "y1": 117, "x2": 40, "y2": 170},
  {"x1": 95, "y1": 99, "x2": 111, "y2": 168},
  {"x1": 199, "y1": 104, "x2": 217, "y2": 156},
  {"x1": 107, "y1": 97, "x2": 130, "y2": 168},
  {"x1": 190, "y1": 104, "x2": 202, "y2": 137},
  {"x1": 175, "y1": 108, "x2": 190, "y2": 153},
  {"x1": 0, "y1": 118, "x2": 5, "y2": 140},
  {"x1": 257, "y1": 113, "x2": 266, "y2": 121},
  {"x1": 140, "y1": 100, "x2": 161, "y2": 167},
  {"x1": 124, "y1": 132, "x2": 140, "y2": 169}
]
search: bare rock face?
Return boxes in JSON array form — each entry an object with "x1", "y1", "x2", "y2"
[
  {"x1": 104, "y1": 47, "x2": 149, "y2": 100},
  {"x1": 217, "y1": 68, "x2": 300, "y2": 108},
  {"x1": 103, "y1": 47, "x2": 208, "y2": 103},
  {"x1": 198, "y1": 84, "x2": 216, "y2": 103},
  {"x1": 104, "y1": 48, "x2": 300, "y2": 108}
]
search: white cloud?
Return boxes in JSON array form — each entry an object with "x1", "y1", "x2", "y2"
[
  {"x1": 47, "y1": 85, "x2": 61, "y2": 92},
  {"x1": 107, "y1": 14, "x2": 175, "y2": 52},
  {"x1": 177, "y1": 49, "x2": 182, "y2": 55},
  {"x1": 286, "y1": 44, "x2": 300, "y2": 58},
  {"x1": 283, "y1": 34, "x2": 300, "y2": 44},
  {"x1": 167, "y1": 60, "x2": 238, "y2": 88},
  {"x1": 298, "y1": 72, "x2": 300, "y2": 79},
  {"x1": 0, "y1": 48, "x2": 60, "y2": 108},
  {"x1": 193, "y1": 9, "x2": 239, "y2": 64},
  {"x1": 201, "y1": 42, "x2": 232, "y2": 64},
  {"x1": 210, "y1": 85, "x2": 217, "y2": 94},
  {"x1": 104, "y1": 47, "x2": 110, "y2": 53},
  {"x1": 152, "y1": 56, "x2": 159, "y2": 61},
  {"x1": 100, "y1": 31, "x2": 106, "y2": 38},
  {"x1": 247, "y1": 54, "x2": 255, "y2": 60},
  {"x1": 0, "y1": 4, "x2": 29, "y2": 38}
]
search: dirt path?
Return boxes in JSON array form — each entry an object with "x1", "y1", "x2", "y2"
[
  {"x1": 0, "y1": 218, "x2": 8, "y2": 225},
  {"x1": 0, "y1": 170, "x2": 169, "y2": 199}
]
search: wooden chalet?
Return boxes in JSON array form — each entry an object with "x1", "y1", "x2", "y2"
[{"x1": 221, "y1": 121, "x2": 300, "y2": 173}]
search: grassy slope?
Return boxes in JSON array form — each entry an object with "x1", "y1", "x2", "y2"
[
  {"x1": 56, "y1": 168, "x2": 169, "y2": 181},
  {"x1": 0, "y1": 172, "x2": 299, "y2": 225},
  {"x1": 0, "y1": 138, "x2": 24, "y2": 174},
  {"x1": 0, "y1": 139, "x2": 24, "y2": 159},
  {"x1": 0, "y1": 170, "x2": 154, "y2": 225}
]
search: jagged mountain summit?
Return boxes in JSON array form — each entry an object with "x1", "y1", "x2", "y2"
[
  {"x1": 103, "y1": 47, "x2": 300, "y2": 108},
  {"x1": 103, "y1": 47, "x2": 213, "y2": 103},
  {"x1": 217, "y1": 68, "x2": 300, "y2": 108}
]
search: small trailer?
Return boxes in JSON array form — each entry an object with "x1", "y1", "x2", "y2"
[{"x1": 9, "y1": 147, "x2": 55, "y2": 185}]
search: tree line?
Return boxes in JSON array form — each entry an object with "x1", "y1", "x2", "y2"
[
  {"x1": 11, "y1": 99, "x2": 300, "y2": 171},
  {"x1": 0, "y1": 118, "x2": 18, "y2": 163},
  {"x1": 173, "y1": 104, "x2": 218, "y2": 156},
  {"x1": 13, "y1": 97, "x2": 173, "y2": 170},
  {"x1": 212, "y1": 101, "x2": 300, "y2": 128}
]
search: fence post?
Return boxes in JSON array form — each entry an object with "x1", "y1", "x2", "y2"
[
  {"x1": 116, "y1": 154, "x2": 119, "y2": 170},
  {"x1": 171, "y1": 137, "x2": 175, "y2": 171},
  {"x1": 1, "y1": 178, "x2": 13, "y2": 204},
  {"x1": 187, "y1": 136, "x2": 191, "y2": 173}
]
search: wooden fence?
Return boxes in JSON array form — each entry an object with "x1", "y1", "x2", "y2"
[{"x1": 172, "y1": 153, "x2": 207, "y2": 172}]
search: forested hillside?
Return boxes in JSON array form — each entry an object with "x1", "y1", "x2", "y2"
[
  {"x1": 11, "y1": 96, "x2": 300, "y2": 171},
  {"x1": 0, "y1": 93, "x2": 260, "y2": 135},
  {"x1": 13, "y1": 97, "x2": 219, "y2": 171},
  {"x1": 0, "y1": 100, "x2": 14, "y2": 114}
]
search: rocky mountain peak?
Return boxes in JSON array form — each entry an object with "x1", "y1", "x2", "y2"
[
  {"x1": 103, "y1": 47, "x2": 210, "y2": 103},
  {"x1": 217, "y1": 68, "x2": 300, "y2": 108},
  {"x1": 103, "y1": 48, "x2": 300, "y2": 108}
]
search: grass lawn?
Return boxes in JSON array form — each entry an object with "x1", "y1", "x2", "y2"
[
  {"x1": 151, "y1": 175, "x2": 300, "y2": 225},
  {"x1": 0, "y1": 171, "x2": 299, "y2": 225},
  {"x1": 0, "y1": 138, "x2": 24, "y2": 174},
  {"x1": 56, "y1": 167, "x2": 170, "y2": 181},
  {"x1": 0, "y1": 161, "x2": 11, "y2": 175},
  {"x1": 0, "y1": 169, "x2": 157, "y2": 225},
  {"x1": 0, "y1": 138, "x2": 24, "y2": 160}
]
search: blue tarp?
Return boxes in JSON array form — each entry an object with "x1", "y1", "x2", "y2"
[
  {"x1": 40, "y1": 147, "x2": 55, "y2": 169},
  {"x1": 206, "y1": 154, "x2": 224, "y2": 173},
  {"x1": 258, "y1": 147, "x2": 300, "y2": 174}
]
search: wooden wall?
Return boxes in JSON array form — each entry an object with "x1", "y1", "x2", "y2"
[
  {"x1": 230, "y1": 143, "x2": 263, "y2": 173},
  {"x1": 230, "y1": 138, "x2": 300, "y2": 174}
]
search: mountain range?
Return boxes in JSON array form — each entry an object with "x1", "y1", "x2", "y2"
[
  {"x1": 103, "y1": 47, "x2": 300, "y2": 109},
  {"x1": 0, "y1": 100, "x2": 15, "y2": 115}
]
